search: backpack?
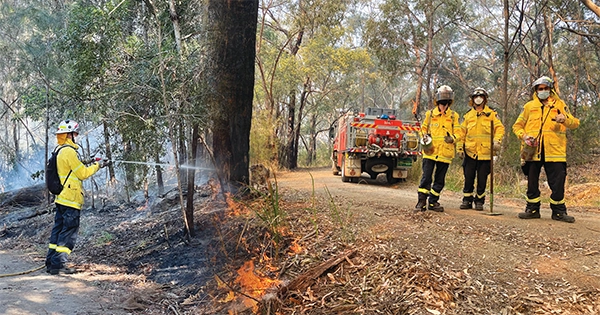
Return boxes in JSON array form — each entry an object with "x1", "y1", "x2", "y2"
[{"x1": 46, "y1": 145, "x2": 73, "y2": 195}]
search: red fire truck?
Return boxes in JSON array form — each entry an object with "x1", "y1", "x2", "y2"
[{"x1": 331, "y1": 107, "x2": 421, "y2": 184}]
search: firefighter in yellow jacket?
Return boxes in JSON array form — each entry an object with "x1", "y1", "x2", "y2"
[
  {"x1": 456, "y1": 88, "x2": 505, "y2": 210},
  {"x1": 45, "y1": 120, "x2": 111, "y2": 274},
  {"x1": 512, "y1": 76, "x2": 579, "y2": 223},
  {"x1": 416, "y1": 85, "x2": 460, "y2": 212}
]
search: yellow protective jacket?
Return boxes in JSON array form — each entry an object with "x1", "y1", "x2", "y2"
[
  {"x1": 421, "y1": 107, "x2": 460, "y2": 163},
  {"x1": 512, "y1": 95, "x2": 579, "y2": 162},
  {"x1": 456, "y1": 106, "x2": 505, "y2": 160},
  {"x1": 55, "y1": 139, "x2": 100, "y2": 210}
]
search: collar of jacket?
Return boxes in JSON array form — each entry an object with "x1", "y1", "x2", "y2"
[
  {"x1": 475, "y1": 105, "x2": 493, "y2": 117},
  {"x1": 433, "y1": 106, "x2": 451, "y2": 116},
  {"x1": 533, "y1": 94, "x2": 557, "y2": 108},
  {"x1": 63, "y1": 138, "x2": 80, "y2": 150}
]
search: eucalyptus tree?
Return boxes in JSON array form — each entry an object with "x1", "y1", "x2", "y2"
[
  {"x1": 254, "y1": 0, "x2": 356, "y2": 170},
  {"x1": 365, "y1": 0, "x2": 467, "y2": 118},
  {"x1": 0, "y1": 0, "x2": 70, "y2": 192}
]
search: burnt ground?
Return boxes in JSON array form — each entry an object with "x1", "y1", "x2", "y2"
[{"x1": 1, "y1": 164, "x2": 600, "y2": 314}]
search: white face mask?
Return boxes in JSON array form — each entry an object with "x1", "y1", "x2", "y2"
[
  {"x1": 473, "y1": 96, "x2": 484, "y2": 105},
  {"x1": 537, "y1": 90, "x2": 550, "y2": 100}
]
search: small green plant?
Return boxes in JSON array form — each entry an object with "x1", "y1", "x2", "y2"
[
  {"x1": 251, "y1": 174, "x2": 286, "y2": 247},
  {"x1": 306, "y1": 172, "x2": 320, "y2": 237},
  {"x1": 323, "y1": 185, "x2": 354, "y2": 242},
  {"x1": 96, "y1": 231, "x2": 115, "y2": 245}
]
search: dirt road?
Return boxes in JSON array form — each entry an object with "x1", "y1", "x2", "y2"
[{"x1": 0, "y1": 250, "x2": 130, "y2": 315}]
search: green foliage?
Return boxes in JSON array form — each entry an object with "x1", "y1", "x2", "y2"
[
  {"x1": 323, "y1": 185, "x2": 354, "y2": 242},
  {"x1": 95, "y1": 231, "x2": 115, "y2": 245},
  {"x1": 567, "y1": 103, "x2": 600, "y2": 166},
  {"x1": 251, "y1": 177, "x2": 286, "y2": 247},
  {"x1": 57, "y1": 2, "x2": 120, "y2": 99}
]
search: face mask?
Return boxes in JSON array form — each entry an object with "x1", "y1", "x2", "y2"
[
  {"x1": 473, "y1": 96, "x2": 484, "y2": 105},
  {"x1": 537, "y1": 90, "x2": 550, "y2": 100}
]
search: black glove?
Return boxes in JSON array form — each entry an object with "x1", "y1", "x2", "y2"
[
  {"x1": 444, "y1": 134, "x2": 454, "y2": 144},
  {"x1": 82, "y1": 157, "x2": 96, "y2": 165},
  {"x1": 99, "y1": 159, "x2": 112, "y2": 168}
]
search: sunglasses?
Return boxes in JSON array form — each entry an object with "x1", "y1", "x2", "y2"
[{"x1": 438, "y1": 100, "x2": 451, "y2": 106}]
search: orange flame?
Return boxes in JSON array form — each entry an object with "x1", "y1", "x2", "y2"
[
  {"x1": 225, "y1": 193, "x2": 248, "y2": 216},
  {"x1": 289, "y1": 239, "x2": 304, "y2": 255},
  {"x1": 231, "y1": 260, "x2": 281, "y2": 314}
]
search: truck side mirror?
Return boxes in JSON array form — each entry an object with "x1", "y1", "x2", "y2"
[{"x1": 329, "y1": 127, "x2": 335, "y2": 139}]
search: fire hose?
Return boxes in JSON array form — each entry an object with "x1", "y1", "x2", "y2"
[{"x1": 0, "y1": 265, "x2": 45, "y2": 278}]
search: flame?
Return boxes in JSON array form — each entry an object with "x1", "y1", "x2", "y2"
[
  {"x1": 231, "y1": 260, "x2": 281, "y2": 314},
  {"x1": 225, "y1": 193, "x2": 248, "y2": 216},
  {"x1": 136, "y1": 200, "x2": 148, "y2": 211},
  {"x1": 289, "y1": 239, "x2": 304, "y2": 255}
]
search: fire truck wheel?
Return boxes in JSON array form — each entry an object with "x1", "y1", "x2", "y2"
[
  {"x1": 332, "y1": 162, "x2": 340, "y2": 175},
  {"x1": 341, "y1": 158, "x2": 350, "y2": 182},
  {"x1": 387, "y1": 170, "x2": 400, "y2": 184}
]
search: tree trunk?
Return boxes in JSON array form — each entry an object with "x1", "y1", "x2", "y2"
[
  {"x1": 207, "y1": 0, "x2": 258, "y2": 192},
  {"x1": 168, "y1": 0, "x2": 182, "y2": 54},
  {"x1": 543, "y1": 10, "x2": 559, "y2": 95},
  {"x1": 185, "y1": 123, "x2": 198, "y2": 238},
  {"x1": 155, "y1": 153, "x2": 164, "y2": 196},
  {"x1": 281, "y1": 92, "x2": 296, "y2": 169},
  {"x1": 293, "y1": 77, "x2": 310, "y2": 168},
  {"x1": 102, "y1": 121, "x2": 115, "y2": 181},
  {"x1": 178, "y1": 124, "x2": 188, "y2": 185},
  {"x1": 502, "y1": 0, "x2": 509, "y2": 121}
]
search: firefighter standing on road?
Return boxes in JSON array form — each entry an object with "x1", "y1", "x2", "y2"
[
  {"x1": 45, "y1": 120, "x2": 111, "y2": 275},
  {"x1": 512, "y1": 76, "x2": 579, "y2": 223},
  {"x1": 415, "y1": 85, "x2": 460, "y2": 212},
  {"x1": 456, "y1": 88, "x2": 505, "y2": 211}
]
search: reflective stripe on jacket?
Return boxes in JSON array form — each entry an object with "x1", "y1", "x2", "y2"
[
  {"x1": 456, "y1": 106, "x2": 505, "y2": 160},
  {"x1": 421, "y1": 107, "x2": 459, "y2": 164},
  {"x1": 512, "y1": 95, "x2": 579, "y2": 162},
  {"x1": 55, "y1": 139, "x2": 100, "y2": 210}
]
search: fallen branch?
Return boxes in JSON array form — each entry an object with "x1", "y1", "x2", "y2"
[{"x1": 280, "y1": 248, "x2": 356, "y2": 296}]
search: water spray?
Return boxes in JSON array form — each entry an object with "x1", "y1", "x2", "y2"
[{"x1": 109, "y1": 159, "x2": 216, "y2": 171}]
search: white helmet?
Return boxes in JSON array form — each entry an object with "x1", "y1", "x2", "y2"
[
  {"x1": 56, "y1": 119, "x2": 80, "y2": 134},
  {"x1": 532, "y1": 76, "x2": 554, "y2": 90},
  {"x1": 471, "y1": 87, "x2": 488, "y2": 98},
  {"x1": 435, "y1": 85, "x2": 454, "y2": 105}
]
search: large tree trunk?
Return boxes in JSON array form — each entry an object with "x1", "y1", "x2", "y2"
[{"x1": 208, "y1": 0, "x2": 258, "y2": 193}]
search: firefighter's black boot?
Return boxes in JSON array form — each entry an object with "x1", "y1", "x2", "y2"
[
  {"x1": 518, "y1": 202, "x2": 541, "y2": 219},
  {"x1": 459, "y1": 196, "x2": 473, "y2": 210},
  {"x1": 414, "y1": 199, "x2": 427, "y2": 212},
  {"x1": 474, "y1": 197, "x2": 484, "y2": 211},
  {"x1": 551, "y1": 204, "x2": 575, "y2": 223},
  {"x1": 428, "y1": 202, "x2": 444, "y2": 212}
]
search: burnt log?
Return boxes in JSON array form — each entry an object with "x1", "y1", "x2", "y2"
[{"x1": 0, "y1": 184, "x2": 46, "y2": 209}]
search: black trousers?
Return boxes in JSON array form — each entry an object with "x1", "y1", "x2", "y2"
[
  {"x1": 462, "y1": 155, "x2": 491, "y2": 203},
  {"x1": 46, "y1": 204, "x2": 80, "y2": 269},
  {"x1": 418, "y1": 158, "x2": 450, "y2": 203},
  {"x1": 526, "y1": 161, "x2": 567, "y2": 204}
]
